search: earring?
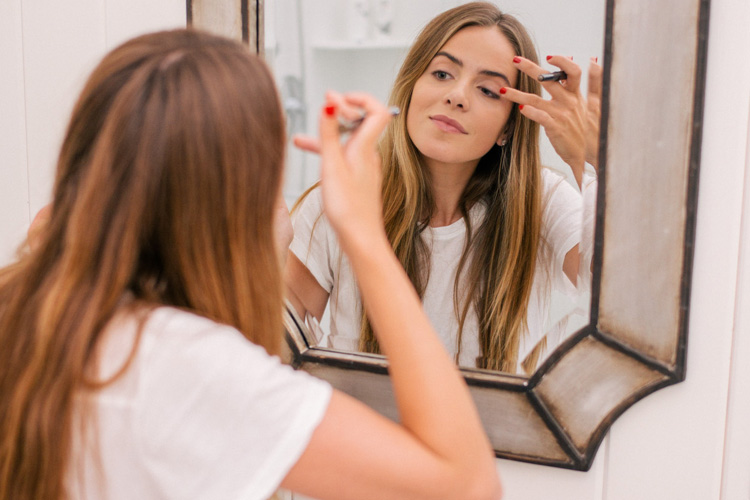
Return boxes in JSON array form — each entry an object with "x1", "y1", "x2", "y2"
[{"x1": 500, "y1": 139, "x2": 508, "y2": 146}]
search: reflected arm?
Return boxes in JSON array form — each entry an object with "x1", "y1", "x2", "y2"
[{"x1": 284, "y1": 252, "x2": 328, "y2": 321}]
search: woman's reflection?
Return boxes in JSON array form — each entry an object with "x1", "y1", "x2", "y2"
[{"x1": 285, "y1": 2, "x2": 600, "y2": 374}]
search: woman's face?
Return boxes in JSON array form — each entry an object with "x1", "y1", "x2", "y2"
[{"x1": 406, "y1": 26, "x2": 518, "y2": 167}]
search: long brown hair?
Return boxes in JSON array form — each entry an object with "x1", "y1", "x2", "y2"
[
  {"x1": 359, "y1": 2, "x2": 544, "y2": 372},
  {"x1": 0, "y1": 29, "x2": 285, "y2": 499}
]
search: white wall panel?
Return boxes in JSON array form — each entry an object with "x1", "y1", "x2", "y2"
[
  {"x1": 20, "y1": 0, "x2": 106, "y2": 217},
  {"x1": 603, "y1": 0, "x2": 749, "y2": 498},
  {"x1": 105, "y1": 0, "x2": 186, "y2": 50},
  {"x1": 496, "y1": 448, "x2": 605, "y2": 500},
  {"x1": 720, "y1": 109, "x2": 750, "y2": 499},
  {"x1": 0, "y1": 0, "x2": 31, "y2": 264}
]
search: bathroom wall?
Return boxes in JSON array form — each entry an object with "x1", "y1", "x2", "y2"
[
  {"x1": 0, "y1": 1, "x2": 748, "y2": 499},
  {"x1": 0, "y1": 0, "x2": 185, "y2": 265}
]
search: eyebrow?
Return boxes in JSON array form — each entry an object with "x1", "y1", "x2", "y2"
[{"x1": 434, "y1": 51, "x2": 512, "y2": 86}]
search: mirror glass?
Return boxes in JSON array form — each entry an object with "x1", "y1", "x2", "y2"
[{"x1": 266, "y1": 0, "x2": 605, "y2": 375}]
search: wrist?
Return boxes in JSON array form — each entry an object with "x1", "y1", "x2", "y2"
[{"x1": 339, "y1": 226, "x2": 391, "y2": 264}]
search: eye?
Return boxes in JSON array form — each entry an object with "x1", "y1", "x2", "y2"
[
  {"x1": 479, "y1": 86, "x2": 500, "y2": 99},
  {"x1": 432, "y1": 70, "x2": 451, "y2": 80}
]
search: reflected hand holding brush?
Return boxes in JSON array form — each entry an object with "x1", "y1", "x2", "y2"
[
  {"x1": 293, "y1": 102, "x2": 399, "y2": 154},
  {"x1": 338, "y1": 106, "x2": 400, "y2": 134}
]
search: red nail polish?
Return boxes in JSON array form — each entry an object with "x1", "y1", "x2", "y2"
[
  {"x1": 594, "y1": 57, "x2": 598, "y2": 63},
  {"x1": 324, "y1": 105, "x2": 336, "y2": 116},
  {"x1": 500, "y1": 87, "x2": 507, "y2": 94},
  {"x1": 519, "y1": 104, "x2": 524, "y2": 110},
  {"x1": 513, "y1": 56, "x2": 521, "y2": 63},
  {"x1": 546, "y1": 55, "x2": 552, "y2": 61}
]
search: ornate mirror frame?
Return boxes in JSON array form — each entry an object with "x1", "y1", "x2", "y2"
[{"x1": 190, "y1": 0, "x2": 710, "y2": 470}]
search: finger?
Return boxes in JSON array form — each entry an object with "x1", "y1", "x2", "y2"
[
  {"x1": 587, "y1": 58, "x2": 603, "y2": 99},
  {"x1": 326, "y1": 90, "x2": 362, "y2": 123},
  {"x1": 292, "y1": 134, "x2": 321, "y2": 154},
  {"x1": 512, "y1": 55, "x2": 573, "y2": 99},
  {"x1": 318, "y1": 103, "x2": 347, "y2": 180},
  {"x1": 541, "y1": 55, "x2": 583, "y2": 93},
  {"x1": 340, "y1": 92, "x2": 391, "y2": 148},
  {"x1": 517, "y1": 103, "x2": 553, "y2": 129},
  {"x1": 499, "y1": 86, "x2": 550, "y2": 112}
]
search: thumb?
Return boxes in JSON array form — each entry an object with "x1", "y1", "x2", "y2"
[{"x1": 318, "y1": 104, "x2": 346, "y2": 181}]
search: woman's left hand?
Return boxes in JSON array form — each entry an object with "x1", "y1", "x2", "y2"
[{"x1": 500, "y1": 55, "x2": 587, "y2": 187}]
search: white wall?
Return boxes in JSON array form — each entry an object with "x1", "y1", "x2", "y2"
[
  {"x1": 0, "y1": 0, "x2": 186, "y2": 265},
  {"x1": 1, "y1": 1, "x2": 749, "y2": 499}
]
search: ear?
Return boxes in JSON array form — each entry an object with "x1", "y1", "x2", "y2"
[{"x1": 496, "y1": 115, "x2": 516, "y2": 147}]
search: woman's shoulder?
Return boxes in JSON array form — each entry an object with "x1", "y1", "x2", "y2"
[
  {"x1": 106, "y1": 306, "x2": 271, "y2": 367},
  {"x1": 541, "y1": 166, "x2": 571, "y2": 190},
  {"x1": 291, "y1": 184, "x2": 324, "y2": 218},
  {"x1": 541, "y1": 167, "x2": 581, "y2": 206}
]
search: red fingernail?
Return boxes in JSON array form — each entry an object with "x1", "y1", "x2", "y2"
[
  {"x1": 569, "y1": 56, "x2": 574, "y2": 60},
  {"x1": 519, "y1": 104, "x2": 524, "y2": 110},
  {"x1": 513, "y1": 56, "x2": 521, "y2": 63},
  {"x1": 594, "y1": 57, "x2": 598, "y2": 63},
  {"x1": 324, "y1": 105, "x2": 336, "y2": 116},
  {"x1": 546, "y1": 55, "x2": 552, "y2": 61},
  {"x1": 500, "y1": 87, "x2": 507, "y2": 94}
]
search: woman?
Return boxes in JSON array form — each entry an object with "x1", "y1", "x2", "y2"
[
  {"x1": 286, "y1": 2, "x2": 600, "y2": 373},
  {"x1": 0, "y1": 30, "x2": 501, "y2": 499}
]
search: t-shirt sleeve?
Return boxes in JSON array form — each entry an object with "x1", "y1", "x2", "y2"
[
  {"x1": 289, "y1": 188, "x2": 336, "y2": 292},
  {"x1": 134, "y1": 312, "x2": 332, "y2": 500},
  {"x1": 541, "y1": 168, "x2": 583, "y2": 296}
]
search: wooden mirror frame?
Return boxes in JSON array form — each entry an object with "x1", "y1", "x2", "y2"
[{"x1": 190, "y1": 0, "x2": 710, "y2": 470}]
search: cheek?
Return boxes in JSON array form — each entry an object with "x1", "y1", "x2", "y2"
[
  {"x1": 406, "y1": 86, "x2": 429, "y2": 139},
  {"x1": 478, "y1": 106, "x2": 512, "y2": 144}
]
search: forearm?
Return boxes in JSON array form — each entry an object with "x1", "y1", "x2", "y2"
[
  {"x1": 284, "y1": 252, "x2": 328, "y2": 321},
  {"x1": 343, "y1": 232, "x2": 493, "y2": 470}
]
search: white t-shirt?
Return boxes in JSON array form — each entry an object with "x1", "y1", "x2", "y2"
[
  {"x1": 66, "y1": 307, "x2": 332, "y2": 500},
  {"x1": 290, "y1": 168, "x2": 583, "y2": 373}
]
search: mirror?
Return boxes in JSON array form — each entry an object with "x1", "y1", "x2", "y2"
[
  {"x1": 265, "y1": 0, "x2": 605, "y2": 375},
  {"x1": 189, "y1": 0, "x2": 709, "y2": 470}
]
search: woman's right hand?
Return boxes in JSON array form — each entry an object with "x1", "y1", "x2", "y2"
[{"x1": 316, "y1": 92, "x2": 392, "y2": 253}]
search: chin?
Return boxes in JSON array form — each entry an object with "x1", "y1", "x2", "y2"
[{"x1": 414, "y1": 141, "x2": 489, "y2": 167}]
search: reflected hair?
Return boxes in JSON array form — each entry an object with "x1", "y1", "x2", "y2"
[
  {"x1": 359, "y1": 2, "x2": 544, "y2": 372},
  {"x1": 0, "y1": 29, "x2": 285, "y2": 499}
]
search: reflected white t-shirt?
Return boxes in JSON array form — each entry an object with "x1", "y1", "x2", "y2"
[
  {"x1": 66, "y1": 307, "x2": 332, "y2": 500},
  {"x1": 290, "y1": 168, "x2": 583, "y2": 372}
]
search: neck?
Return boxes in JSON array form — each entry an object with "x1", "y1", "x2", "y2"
[{"x1": 423, "y1": 156, "x2": 479, "y2": 227}]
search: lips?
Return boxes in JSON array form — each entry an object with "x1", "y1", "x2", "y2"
[{"x1": 430, "y1": 115, "x2": 468, "y2": 134}]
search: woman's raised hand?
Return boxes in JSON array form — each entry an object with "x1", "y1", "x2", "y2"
[
  {"x1": 317, "y1": 91, "x2": 392, "y2": 253},
  {"x1": 500, "y1": 55, "x2": 587, "y2": 187}
]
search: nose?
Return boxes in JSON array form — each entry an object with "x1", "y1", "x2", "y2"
[{"x1": 444, "y1": 82, "x2": 469, "y2": 110}]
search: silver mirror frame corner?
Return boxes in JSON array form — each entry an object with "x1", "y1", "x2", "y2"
[{"x1": 195, "y1": 0, "x2": 711, "y2": 471}]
